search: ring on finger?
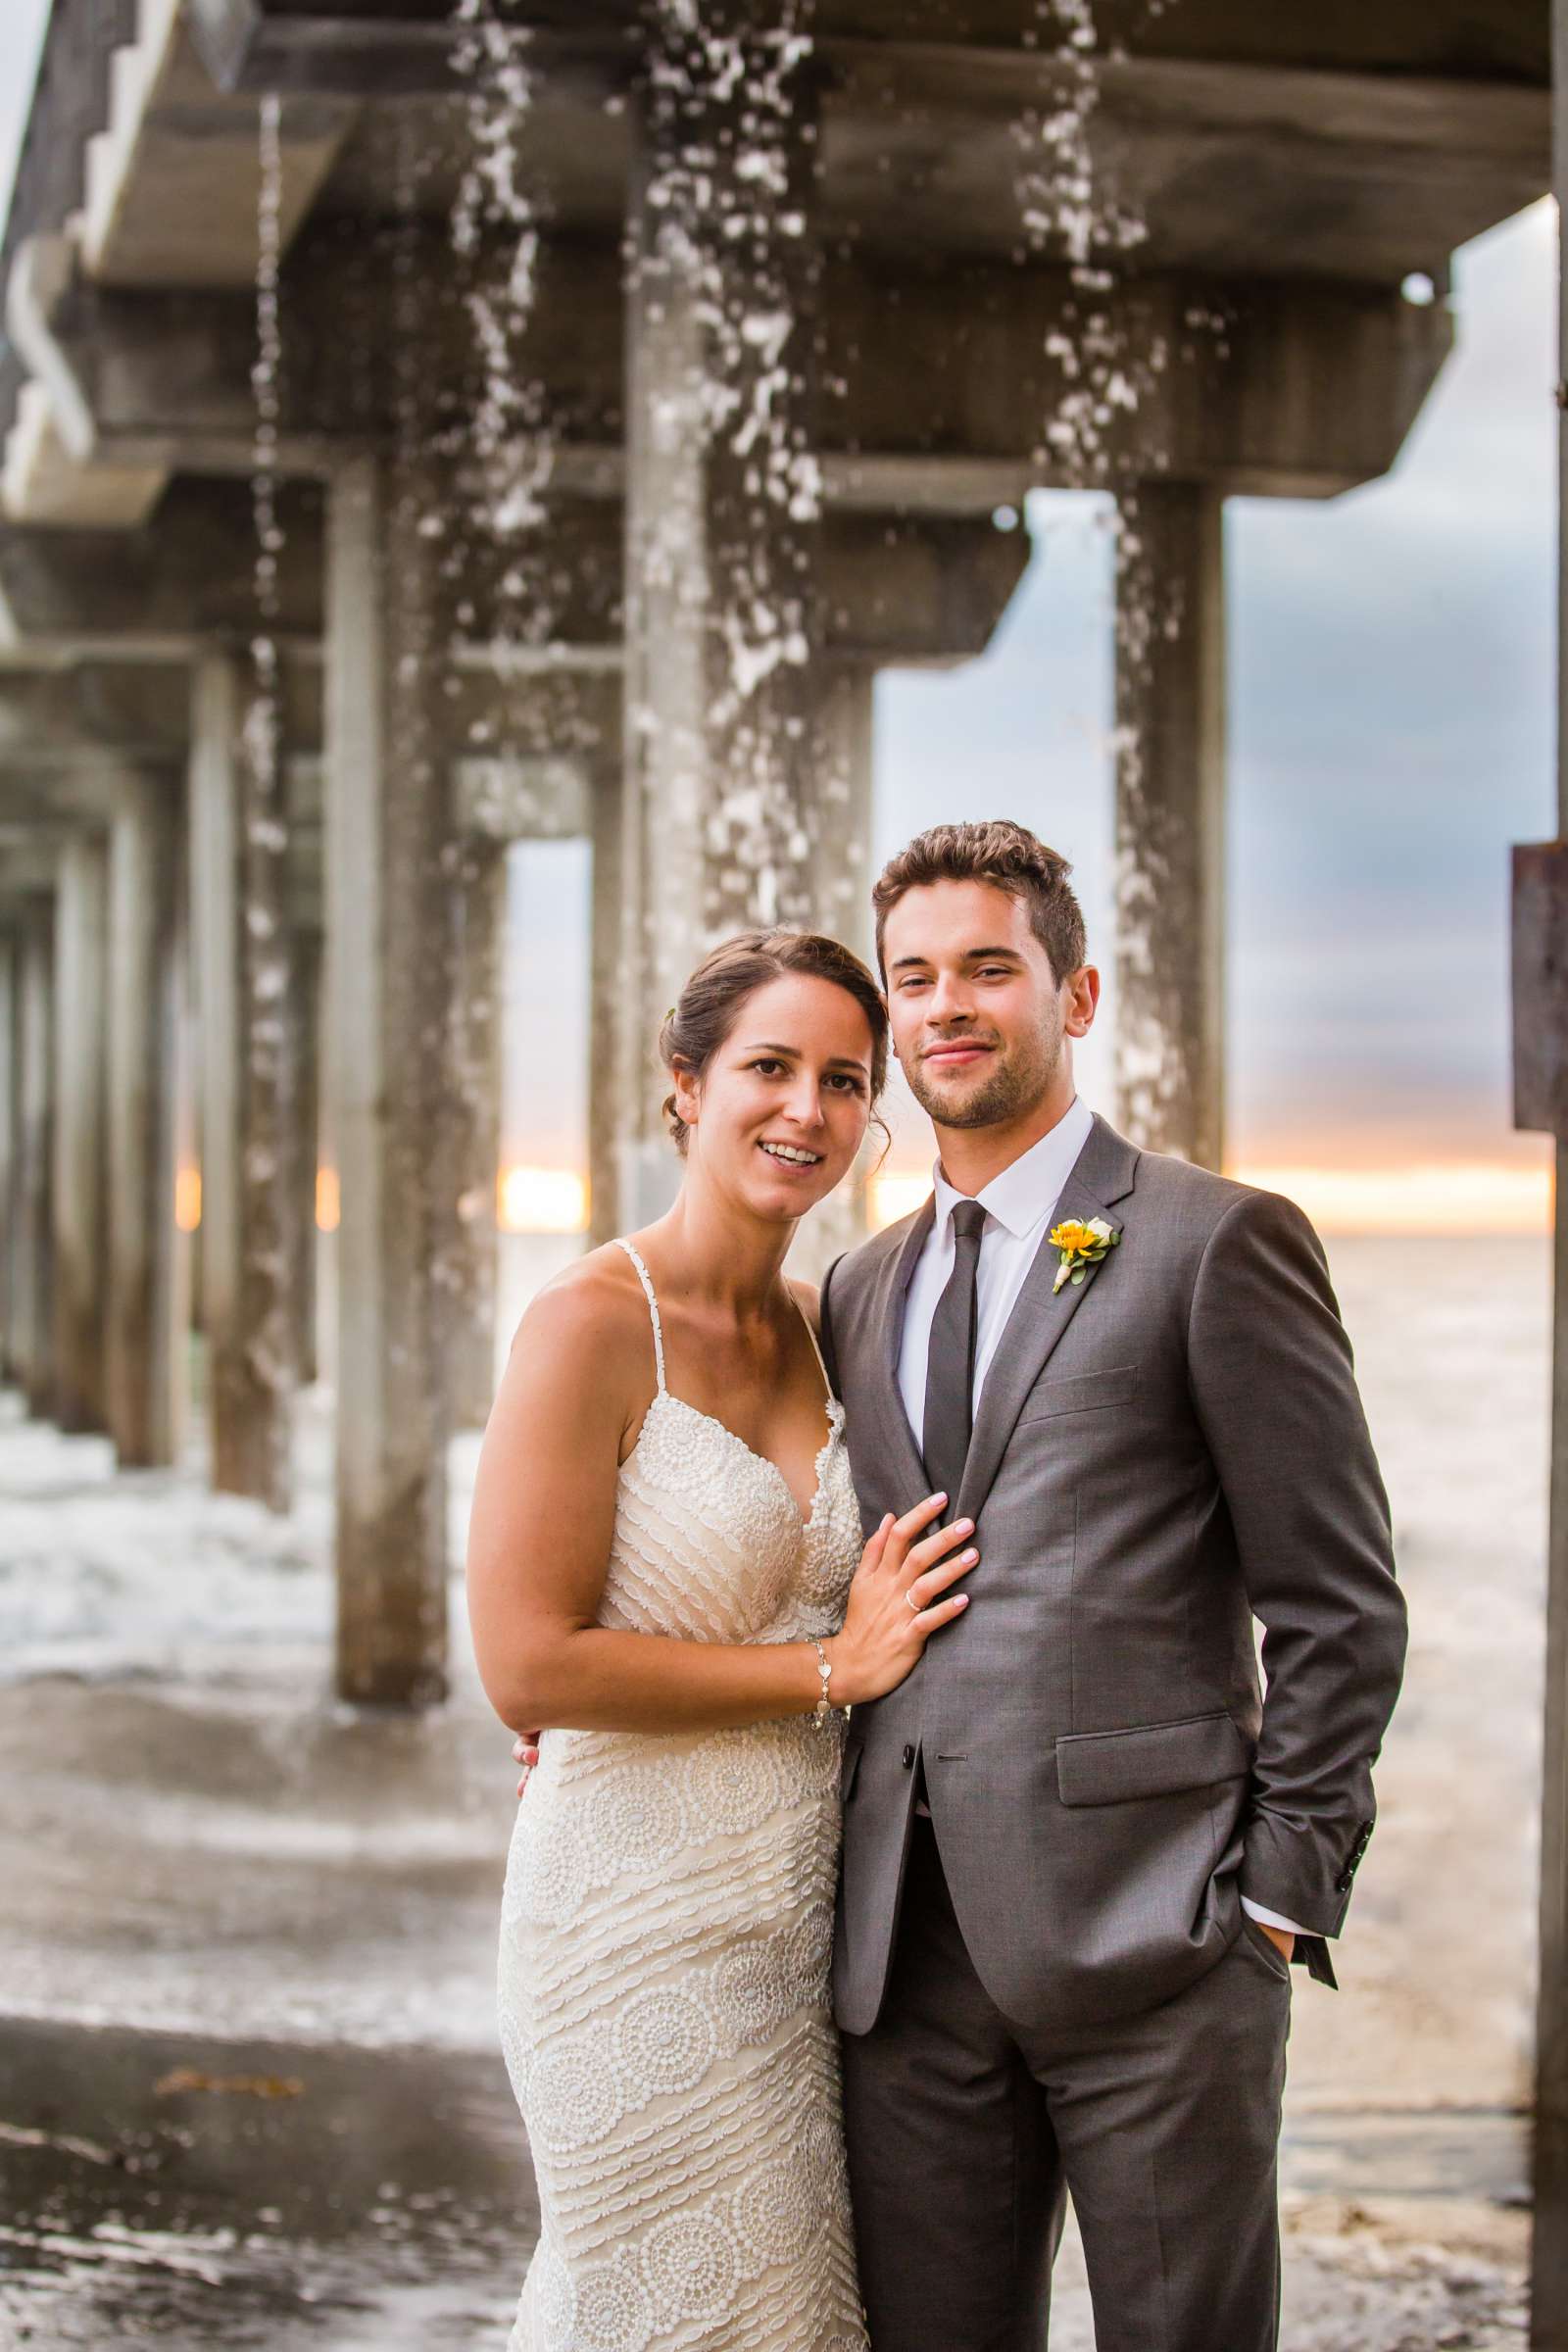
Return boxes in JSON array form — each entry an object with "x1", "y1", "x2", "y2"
[{"x1": 906, "y1": 1589, "x2": 921, "y2": 1612}]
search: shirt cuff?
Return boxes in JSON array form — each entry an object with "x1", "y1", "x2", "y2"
[{"x1": 1241, "y1": 1896, "x2": 1310, "y2": 1937}]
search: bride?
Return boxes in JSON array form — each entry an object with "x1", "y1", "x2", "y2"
[{"x1": 466, "y1": 928, "x2": 978, "y2": 2352}]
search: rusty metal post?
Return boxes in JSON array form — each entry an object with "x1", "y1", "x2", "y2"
[{"x1": 1524, "y1": 9, "x2": 1568, "y2": 2330}]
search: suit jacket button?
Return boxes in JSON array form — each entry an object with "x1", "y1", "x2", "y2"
[{"x1": 902, "y1": 1745, "x2": 915, "y2": 1769}]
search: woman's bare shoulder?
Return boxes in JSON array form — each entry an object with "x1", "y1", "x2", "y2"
[{"x1": 508, "y1": 1244, "x2": 655, "y2": 1373}]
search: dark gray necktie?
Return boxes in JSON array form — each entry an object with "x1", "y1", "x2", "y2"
[{"x1": 921, "y1": 1197, "x2": 987, "y2": 1507}]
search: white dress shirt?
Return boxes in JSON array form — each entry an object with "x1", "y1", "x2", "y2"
[
  {"x1": 897, "y1": 1094, "x2": 1094, "y2": 1448},
  {"x1": 895, "y1": 1094, "x2": 1306, "y2": 1944}
]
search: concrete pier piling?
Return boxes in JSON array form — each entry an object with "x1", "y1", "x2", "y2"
[
  {"x1": 105, "y1": 766, "x2": 186, "y2": 1467},
  {"x1": 325, "y1": 452, "x2": 455, "y2": 1706},
  {"x1": 1112, "y1": 481, "x2": 1227, "y2": 1171},
  {"x1": 189, "y1": 648, "x2": 297, "y2": 1509},
  {"x1": 50, "y1": 831, "x2": 109, "y2": 1433}
]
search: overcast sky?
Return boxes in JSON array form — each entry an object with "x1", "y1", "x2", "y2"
[
  {"x1": 0, "y1": 6, "x2": 47, "y2": 222},
  {"x1": 863, "y1": 199, "x2": 1558, "y2": 1219},
  {"x1": 2, "y1": 8, "x2": 1557, "y2": 1226}
]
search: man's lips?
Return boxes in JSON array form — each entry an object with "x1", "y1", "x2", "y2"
[{"x1": 922, "y1": 1042, "x2": 995, "y2": 1068}]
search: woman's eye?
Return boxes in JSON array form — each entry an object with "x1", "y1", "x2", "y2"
[
  {"x1": 751, "y1": 1059, "x2": 785, "y2": 1076},
  {"x1": 827, "y1": 1074, "x2": 865, "y2": 1095}
]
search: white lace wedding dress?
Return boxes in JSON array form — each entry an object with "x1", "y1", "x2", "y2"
[{"x1": 497, "y1": 1240, "x2": 869, "y2": 2352}]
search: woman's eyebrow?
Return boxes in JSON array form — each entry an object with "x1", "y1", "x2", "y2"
[{"x1": 743, "y1": 1041, "x2": 868, "y2": 1072}]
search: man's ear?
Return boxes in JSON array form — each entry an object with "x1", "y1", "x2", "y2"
[{"x1": 1063, "y1": 963, "x2": 1101, "y2": 1038}]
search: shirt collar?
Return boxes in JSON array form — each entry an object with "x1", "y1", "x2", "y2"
[{"x1": 931, "y1": 1095, "x2": 1095, "y2": 1243}]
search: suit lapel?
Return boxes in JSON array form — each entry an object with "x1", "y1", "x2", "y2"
[
  {"x1": 956, "y1": 1115, "x2": 1140, "y2": 1526},
  {"x1": 866, "y1": 1197, "x2": 934, "y2": 1503}
]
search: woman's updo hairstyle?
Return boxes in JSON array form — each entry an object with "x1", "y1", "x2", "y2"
[{"x1": 659, "y1": 929, "x2": 889, "y2": 1157}]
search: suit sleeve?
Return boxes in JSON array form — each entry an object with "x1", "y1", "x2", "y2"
[{"x1": 1187, "y1": 1189, "x2": 1406, "y2": 1937}]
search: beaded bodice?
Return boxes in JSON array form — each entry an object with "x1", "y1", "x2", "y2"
[{"x1": 601, "y1": 1238, "x2": 858, "y2": 1644}]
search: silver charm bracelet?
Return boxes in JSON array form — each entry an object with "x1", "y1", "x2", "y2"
[{"x1": 810, "y1": 1638, "x2": 842, "y2": 1728}]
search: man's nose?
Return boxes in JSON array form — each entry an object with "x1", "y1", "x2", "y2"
[{"x1": 926, "y1": 976, "x2": 973, "y2": 1025}]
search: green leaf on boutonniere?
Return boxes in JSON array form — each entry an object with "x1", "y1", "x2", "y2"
[{"x1": 1049, "y1": 1215, "x2": 1119, "y2": 1296}]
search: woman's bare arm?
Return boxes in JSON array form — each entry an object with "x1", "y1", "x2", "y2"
[
  {"x1": 466, "y1": 1263, "x2": 975, "y2": 1738},
  {"x1": 467, "y1": 1269, "x2": 816, "y2": 1733}
]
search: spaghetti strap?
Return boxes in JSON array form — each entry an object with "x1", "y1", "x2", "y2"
[
  {"x1": 613, "y1": 1237, "x2": 666, "y2": 1395},
  {"x1": 789, "y1": 1283, "x2": 835, "y2": 1405}
]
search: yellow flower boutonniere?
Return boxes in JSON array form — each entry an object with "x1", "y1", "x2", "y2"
[{"x1": 1049, "y1": 1216, "x2": 1119, "y2": 1295}]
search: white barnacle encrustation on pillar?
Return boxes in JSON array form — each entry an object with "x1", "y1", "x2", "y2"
[
  {"x1": 617, "y1": 0, "x2": 827, "y2": 1229},
  {"x1": 51, "y1": 833, "x2": 110, "y2": 1433},
  {"x1": 1111, "y1": 480, "x2": 1227, "y2": 1172},
  {"x1": 324, "y1": 452, "x2": 456, "y2": 1706},
  {"x1": 189, "y1": 648, "x2": 298, "y2": 1508},
  {"x1": 106, "y1": 768, "x2": 188, "y2": 1468}
]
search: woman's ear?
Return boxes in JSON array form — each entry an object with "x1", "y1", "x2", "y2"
[{"x1": 671, "y1": 1058, "x2": 701, "y2": 1133}]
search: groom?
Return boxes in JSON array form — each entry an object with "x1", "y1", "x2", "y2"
[{"x1": 817, "y1": 819, "x2": 1406, "y2": 2352}]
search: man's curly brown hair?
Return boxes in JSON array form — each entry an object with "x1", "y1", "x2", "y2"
[{"x1": 871, "y1": 819, "x2": 1087, "y2": 985}]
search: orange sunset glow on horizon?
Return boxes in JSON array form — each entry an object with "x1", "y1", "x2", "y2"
[
  {"x1": 173, "y1": 1155, "x2": 1551, "y2": 1242},
  {"x1": 482, "y1": 1154, "x2": 1552, "y2": 1241}
]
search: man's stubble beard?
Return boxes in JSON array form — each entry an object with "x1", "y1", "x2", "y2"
[{"x1": 902, "y1": 1010, "x2": 1064, "y2": 1134}]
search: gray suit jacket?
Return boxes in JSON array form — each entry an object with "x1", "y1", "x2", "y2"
[{"x1": 819, "y1": 1112, "x2": 1407, "y2": 2036}]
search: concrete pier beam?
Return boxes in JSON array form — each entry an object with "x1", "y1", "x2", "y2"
[
  {"x1": 1111, "y1": 481, "x2": 1227, "y2": 1172},
  {"x1": 14, "y1": 901, "x2": 56, "y2": 1418},
  {"x1": 324, "y1": 454, "x2": 454, "y2": 1707},
  {"x1": 615, "y1": 6, "x2": 828, "y2": 1230},
  {"x1": 189, "y1": 650, "x2": 297, "y2": 1508},
  {"x1": 51, "y1": 834, "x2": 109, "y2": 1433},
  {"x1": 105, "y1": 769, "x2": 187, "y2": 1468}
]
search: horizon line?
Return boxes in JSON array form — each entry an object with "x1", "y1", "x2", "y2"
[{"x1": 476, "y1": 1154, "x2": 1555, "y2": 1240}]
